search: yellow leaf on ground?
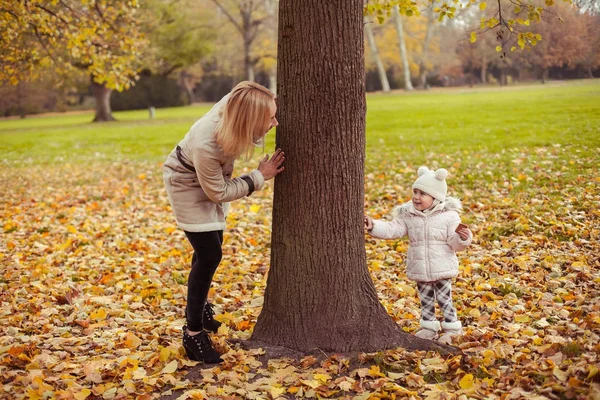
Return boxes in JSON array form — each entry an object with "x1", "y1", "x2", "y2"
[
  {"x1": 270, "y1": 386, "x2": 286, "y2": 398},
  {"x1": 515, "y1": 315, "x2": 530, "y2": 323},
  {"x1": 553, "y1": 366, "x2": 568, "y2": 381},
  {"x1": 161, "y1": 360, "x2": 178, "y2": 374},
  {"x1": 314, "y1": 373, "x2": 331, "y2": 383},
  {"x1": 159, "y1": 347, "x2": 171, "y2": 362},
  {"x1": 124, "y1": 332, "x2": 142, "y2": 349},
  {"x1": 459, "y1": 374, "x2": 474, "y2": 389},
  {"x1": 90, "y1": 308, "x2": 107, "y2": 321},
  {"x1": 74, "y1": 389, "x2": 91, "y2": 400}
]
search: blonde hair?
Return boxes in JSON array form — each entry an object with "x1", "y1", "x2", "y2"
[{"x1": 215, "y1": 81, "x2": 275, "y2": 159}]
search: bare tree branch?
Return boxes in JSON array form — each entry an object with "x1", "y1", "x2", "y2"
[{"x1": 211, "y1": 0, "x2": 243, "y2": 33}]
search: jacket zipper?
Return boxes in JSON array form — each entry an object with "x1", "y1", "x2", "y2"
[{"x1": 424, "y1": 216, "x2": 431, "y2": 281}]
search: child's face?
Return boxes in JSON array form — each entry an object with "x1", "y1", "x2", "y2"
[{"x1": 412, "y1": 189, "x2": 434, "y2": 211}]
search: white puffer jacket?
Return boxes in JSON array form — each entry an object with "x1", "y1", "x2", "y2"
[{"x1": 370, "y1": 197, "x2": 472, "y2": 282}]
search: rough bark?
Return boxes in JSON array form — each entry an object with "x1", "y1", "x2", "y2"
[
  {"x1": 392, "y1": 5, "x2": 414, "y2": 91},
  {"x1": 251, "y1": 0, "x2": 442, "y2": 354},
  {"x1": 91, "y1": 79, "x2": 115, "y2": 122},
  {"x1": 364, "y1": 16, "x2": 390, "y2": 92}
]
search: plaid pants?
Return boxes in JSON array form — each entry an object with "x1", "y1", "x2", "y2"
[{"x1": 417, "y1": 279, "x2": 458, "y2": 322}]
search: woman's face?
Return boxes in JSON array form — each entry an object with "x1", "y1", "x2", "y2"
[{"x1": 255, "y1": 99, "x2": 278, "y2": 141}]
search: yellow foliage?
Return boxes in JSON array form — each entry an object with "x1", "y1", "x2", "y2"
[{"x1": 0, "y1": 0, "x2": 147, "y2": 90}]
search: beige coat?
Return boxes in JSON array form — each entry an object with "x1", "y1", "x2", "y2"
[{"x1": 163, "y1": 94, "x2": 265, "y2": 232}]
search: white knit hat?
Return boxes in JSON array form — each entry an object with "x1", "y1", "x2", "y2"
[{"x1": 412, "y1": 166, "x2": 448, "y2": 202}]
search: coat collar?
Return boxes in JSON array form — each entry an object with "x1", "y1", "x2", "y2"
[{"x1": 392, "y1": 196, "x2": 462, "y2": 218}]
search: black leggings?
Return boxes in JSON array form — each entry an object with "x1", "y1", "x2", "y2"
[{"x1": 184, "y1": 230, "x2": 223, "y2": 331}]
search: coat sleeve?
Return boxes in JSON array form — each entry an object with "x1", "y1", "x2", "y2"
[
  {"x1": 192, "y1": 145, "x2": 265, "y2": 203},
  {"x1": 370, "y1": 217, "x2": 408, "y2": 239},
  {"x1": 446, "y1": 211, "x2": 472, "y2": 251}
]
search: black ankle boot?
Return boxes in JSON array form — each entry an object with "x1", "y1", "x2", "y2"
[
  {"x1": 203, "y1": 302, "x2": 222, "y2": 333},
  {"x1": 182, "y1": 327, "x2": 223, "y2": 364}
]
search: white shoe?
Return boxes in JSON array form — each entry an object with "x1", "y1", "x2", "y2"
[
  {"x1": 414, "y1": 319, "x2": 441, "y2": 340},
  {"x1": 438, "y1": 320, "x2": 462, "y2": 344}
]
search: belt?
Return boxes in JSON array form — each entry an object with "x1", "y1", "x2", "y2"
[{"x1": 176, "y1": 145, "x2": 196, "y2": 173}]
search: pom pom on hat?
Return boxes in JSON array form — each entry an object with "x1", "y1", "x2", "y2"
[
  {"x1": 412, "y1": 166, "x2": 448, "y2": 202},
  {"x1": 417, "y1": 166, "x2": 429, "y2": 177},
  {"x1": 435, "y1": 168, "x2": 448, "y2": 181}
]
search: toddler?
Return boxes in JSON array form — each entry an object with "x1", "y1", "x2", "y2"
[{"x1": 365, "y1": 166, "x2": 472, "y2": 344}]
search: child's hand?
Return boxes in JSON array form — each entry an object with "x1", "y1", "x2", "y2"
[
  {"x1": 455, "y1": 223, "x2": 470, "y2": 241},
  {"x1": 364, "y1": 216, "x2": 373, "y2": 232}
]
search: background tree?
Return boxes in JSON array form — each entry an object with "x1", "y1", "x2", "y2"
[
  {"x1": 577, "y1": 12, "x2": 600, "y2": 78},
  {"x1": 513, "y1": 3, "x2": 590, "y2": 82},
  {"x1": 210, "y1": 0, "x2": 274, "y2": 82},
  {"x1": 416, "y1": 4, "x2": 437, "y2": 89},
  {"x1": 364, "y1": 14, "x2": 424, "y2": 90},
  {"x1": 392, "y1": 5, "x2": 415, "y2": 90},
  {"x1": 365, "y1": 16, "x2": 391, "y2": 92},
  {"x1": 0, "y1": 0, "x2": 147, "y2": 121},
  {"x1": 251, "y1": 0, "x2": 447, "y2": 353},
  {"x1": 260, "y1": 0, "x2": 279, "y2": 92},
  {"x1": 140, "y1": 0, "x2": 214, "y2": 104},
  {"x1": 456, "y1": 16, "x2": 502, "y2": 85}
]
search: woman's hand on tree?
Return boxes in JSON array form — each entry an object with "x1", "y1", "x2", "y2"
[
  {"x1": 364, "y1": 216, "x2": 373, "y2": 232},
  {"x1": 258, "y1": 149, "x2": 285, "y2": 180}
]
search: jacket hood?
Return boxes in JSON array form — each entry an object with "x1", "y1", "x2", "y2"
[{"x1": 392, "y1": 196, "x2": 462, "y2": 218}]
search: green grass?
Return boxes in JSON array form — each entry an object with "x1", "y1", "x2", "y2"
[
  {"x1": 366, "y1": 79, "x2": 600, "y2": 156},
  {"x1": 1, "y1": 79, "x2": 599, "y2": 165},
  {"x1": 0, "y1": 105, "x2": 214, "y2": 164}
]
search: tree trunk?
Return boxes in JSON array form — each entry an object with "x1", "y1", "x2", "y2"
[
  {"x1": 265, "y1": 0, "x2": 278, "y2": 94},
  {"x1": 588, "y1": 66, "x2": 594, "y2": 79},
  {"x1": 418, "y1": 62, "x2": 427, "y2": 90},
  {"x1": 418, "y1": 5, "x2": 435, "y2": 90},
  {"x1": 17, "y1": 82, "x2": 25, "y2": 119},
  {"x1": 91, "y1": 79, "x2": 115, "y2": 122},
  {"x1": 392, "y1": 5, "x2": 414, "y2": 91},
  {"x1": 364, "y1": 16, "x2": 390, "y2": 92},
  {"x1": 541, "y1": 68, "x2": 549, "y2": 84},
  {"x1": 179, "y1": 70, "x2": 195, "y2": 105},
  {"x1": 269, "y1": 73, "x2": 277, "y2": 94},
  {"x1": 481, "y1": 55, "x2": 487, "y2": 84},
  {"x1": 244, "y1": 34, "x2": 255, "y2": 82},
  {"x1": 499, "y1": 69, "x2": 507, "y2": 86},
  {"x1": 251, "y1": 0, "x2": 436, "y2": 354}
]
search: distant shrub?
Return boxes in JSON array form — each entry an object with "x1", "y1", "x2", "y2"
[{"x1": 111, "y1": 73, "x2": 187, "y2": 111}]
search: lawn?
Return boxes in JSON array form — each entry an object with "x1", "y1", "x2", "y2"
[
  {"x1": 2, "y1": 79, "x2": 598, "y2": 164},
  {"x1": 1, "y1": 80, "x2": 599, "y2": 399}
]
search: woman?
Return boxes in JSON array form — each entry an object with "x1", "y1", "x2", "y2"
[{"x1": 163, "y1": 81, "x2": 284, "y2": 363}]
